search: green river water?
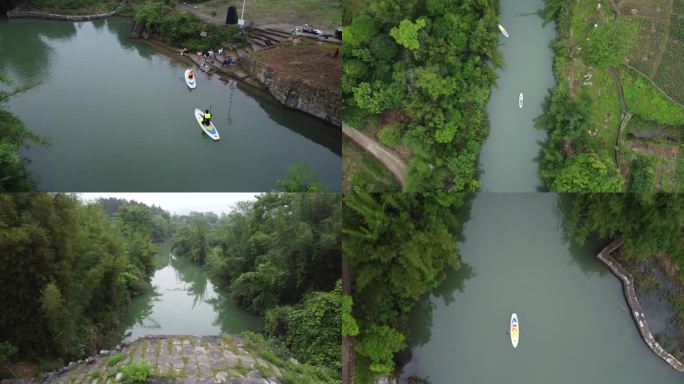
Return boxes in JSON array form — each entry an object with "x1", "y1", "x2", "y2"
[
  {"x1": 401, "y1": 193, "x2": 683, "y2": 383},
  {"x1": 478, "y1": 0, "x2": 554, "y2": 192},
  {"x1": 0, "y1": 18, "x2": 341, "y2": 191},
  {"x1": 121, "y1": 244, "x2": 261, "y2": 341}
]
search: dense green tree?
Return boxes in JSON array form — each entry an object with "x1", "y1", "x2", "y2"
[
  {"x1": 0, "y1": 194, "x2": 161, "y2": 361},
  {"x1": 172, "y1": 215, "x2": 209, "y2": 264},
  {"x1": 265, "y1": 282, "x2": 341, "y2": 370},
  {"x1": 342, "y1": 0, "x2": 499, "y2": 194},
  {"x1": 563, "y1": 194, "x2": 684, "y2": 268},
  {"x1": 551, "y1": 153, "x2": 625, "y2": 192},
  {"x1": 343, "y1": 192, "x2": 462, "y2": 378}
]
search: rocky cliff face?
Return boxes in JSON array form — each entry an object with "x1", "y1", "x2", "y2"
[{"x1": 240, "y1": 57, "x2": 340, "y2": 127}]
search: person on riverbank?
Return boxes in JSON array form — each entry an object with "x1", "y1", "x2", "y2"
[
  {"x1": 222, "y1": 56, "x2": 233, "y2": 67},
  {"x1": 201, "y1": 109, "x2": 212, "y2": 126}
]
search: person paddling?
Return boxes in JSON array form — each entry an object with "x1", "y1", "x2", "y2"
[
  {"x1": 201, "y1": 109, "x2": 212, "y2": 126},
  {"x1": 188, "y1": 69, "x2": 194, "y2": 79}
]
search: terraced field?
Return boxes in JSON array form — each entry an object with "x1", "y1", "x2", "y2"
[{"x1": 559, "y1": 0, "x2": 684, "y2": 191}]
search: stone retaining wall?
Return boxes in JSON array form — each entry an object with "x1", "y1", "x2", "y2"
[
  {"x1": 240, "y1": 57, "x2": 340, "y2": 126},
  {"x1": 598, "y1": 240, "x2": 684, "y2": 373},
  {"x1": 7, "y1": 0, "x2": 126, "y2": 21}
]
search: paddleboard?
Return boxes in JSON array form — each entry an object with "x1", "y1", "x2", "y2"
[
  {"x1": 194, "y1": 109, "x2": 220, "y2": 141},
  {"x1": 498, "y1": 24, "x2": 509, "y2": 38},
  {"x1": 184, "y1": 69, "x2": 196, "y2": 89},
  {"x1": 510, "y1": 313, "x2": 519, "y2": 348},
  {"x1": 519, "y1": 92, "x2": 524, "y2": 109}
]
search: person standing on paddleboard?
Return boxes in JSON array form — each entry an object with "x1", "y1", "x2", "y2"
[{"x1": 201, "y1": 109, "x2": 212, "y2": 126}]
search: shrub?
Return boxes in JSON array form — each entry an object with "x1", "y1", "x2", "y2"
[
  {"x1": 107, "y1": 353, "x2": 123, "y2": 367},
  {"x1": 121, "y1": 362, "x2": 151, "y2": 383},
  {"x1": 629, "y1": 155, "x2": 656, "y2": 192},
  {"x1": 378, "y1": 123, "x2": 403, "y2": 146}
]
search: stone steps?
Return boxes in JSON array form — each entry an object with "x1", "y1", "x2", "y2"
[{"x1": 35, "y1": 336, "x2": 283, "y2": 384}]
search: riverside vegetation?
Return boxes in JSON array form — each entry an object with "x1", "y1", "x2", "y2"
[
  {"x1": 563, "y1": 193, "x2": 684, "y2": 358},
  {"x1": 538, "y1": 0, "x2": 684, "y2": 192},
  {"x1": 0, "y1": 193, "x2": 340, "y2": 383},
  {"x1": 342, "y1": 0, "x2": 499, "y2": 195},
  {"x1": 0, "y1": 75, "x2": 46, "y2": 191},
  {"x1": 170, "y1": 193, "x2": 342, "y2": 381},
  {"x1": 0, "y1": 194, "x2": 171, "y2": 375},
  {"x1": 342, "y1": 192, "x2": 466, "y2": 382}
]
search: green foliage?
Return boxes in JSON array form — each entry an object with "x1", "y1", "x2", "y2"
[
  {"x1": 347, "y1": 13, "x2": 379, "y2": 46},
  {"x1": 355, "y1": 325, "x2": 404, "y2": 375},
  {"x1": 342, "y1": 1, "x2": 499, "y2": 192},
  {"x1": 0, "y1": 194, "x2": 160, "y2": 361},
  {"x1": 277, "y1": 163, "x2": 328, "y2": 192},
  {"x1": 564, "y1": 194, "x2": 684, "y2": 268},
  {"x1": 172, "y1": 214, "x2": 209, "y2": 264},
  {"x1": 265, "y1": 282, "x2": 341, "y2": 370},
  {"x1": 107, "y1": 353, "x2": 123, "y2": 367},
  {"x1": 121, "y1": 362, "x2": 151, "y2": 384},
  {"x1": 583, "y1": 18, "x2": 637, "y2": 67},
  {"x1": 377, "y1": 122, "x2": 403, "y2": 146},
  {"x1": 344, "y1": 192, "x2": 462, "y2": 377},
  {"x1": 202, "y1": 193, "x2": 340, "y2": 316},
  {"x1": 0, "y1": 77, "x2": 46, "y2": 191},
  {"x1": 341, "y1": 295, "x2": 359, "y2": 337},
  {"x1": 551, "y1": 153, "x2": 625, "y2": 192},
  {"x1": 0, "y1": 342, "x2": 17, "y2": 367},
  {"x1": 134, "y1": 4, "x2": 245, "y2": 51},
  {"x1": 621, "y1": 69, "x2": 684, "y2": 126},
  {"x1": 629, "y1": 155, "x2": 656, "y2": 192},
  {"x1": 389, "y1": 18, "x2": 427, "y2": 51}
]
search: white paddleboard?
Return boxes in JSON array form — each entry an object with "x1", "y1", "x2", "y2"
[
  {"x1": 519, "y1": 92, "x2": 524, "y2": 109},
  {"x1": 185, "y1": 69, "x2": 196, "y2": 89},
  {"x1": 498, "y1": 24, "x2": 509, "y2": 38},
  {"x1": 194, "y1": 109, "x2": 220, "y2": 141},
  {"x1": 510, "y1": 313, "x2": 519, "y2": 348}
]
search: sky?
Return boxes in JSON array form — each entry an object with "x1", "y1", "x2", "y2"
[{"x1": 78, "y1": 193, "x2": 259, "y2": 215}]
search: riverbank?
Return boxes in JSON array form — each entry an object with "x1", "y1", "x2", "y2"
[
  {"x1": 598, "y1": 240, "x2": 684, "y2": 372},
  {"x1": 0, "y1": 334, "x2": 337, "y2": 384}
]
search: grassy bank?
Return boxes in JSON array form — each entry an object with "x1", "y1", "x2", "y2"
[
  {"x1": 539, "y1": 0, "x2": 684, "y2": 192},
  {"x1": 187, "y1": 0, "x2": 341, "y2": 29}
]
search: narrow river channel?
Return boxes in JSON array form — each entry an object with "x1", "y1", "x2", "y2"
[
  {"x1": 0, "y1": 18, "x2": 341, "y2": 191},
  {"x1": 400, "y1": 193, "x2": 682, "y2": 383},
  {"x1": 478, "y1": 0, "x2": 555, "y2": 192},
  {"x1": 121, "y1": 244, "x2": 261, "y2": 342}
]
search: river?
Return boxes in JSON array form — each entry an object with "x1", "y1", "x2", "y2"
[
  {"x1": 121, "y1": 244, "x2": 261, "y2": 341},
  {"x1": 478, "y1": 0, "x2": 555, "y2": 192},
  {"x1": 0, "y1": 18, "x2": 341, "y2": 191},
  {"x1": 400, "y1": 193, "x2": 683, "y2": 383}
]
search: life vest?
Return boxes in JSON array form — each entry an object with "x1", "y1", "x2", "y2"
[{"x1": 204, "y1": 113, "x2": 212, "y2": 120}]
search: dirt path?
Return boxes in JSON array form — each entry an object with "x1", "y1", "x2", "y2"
[
  {"x1": 610, "y1": 65, "x2": 631, "y2": 168},
  {"x1": 342, "y1": 123, "x2": 407, "y2": 189}
]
